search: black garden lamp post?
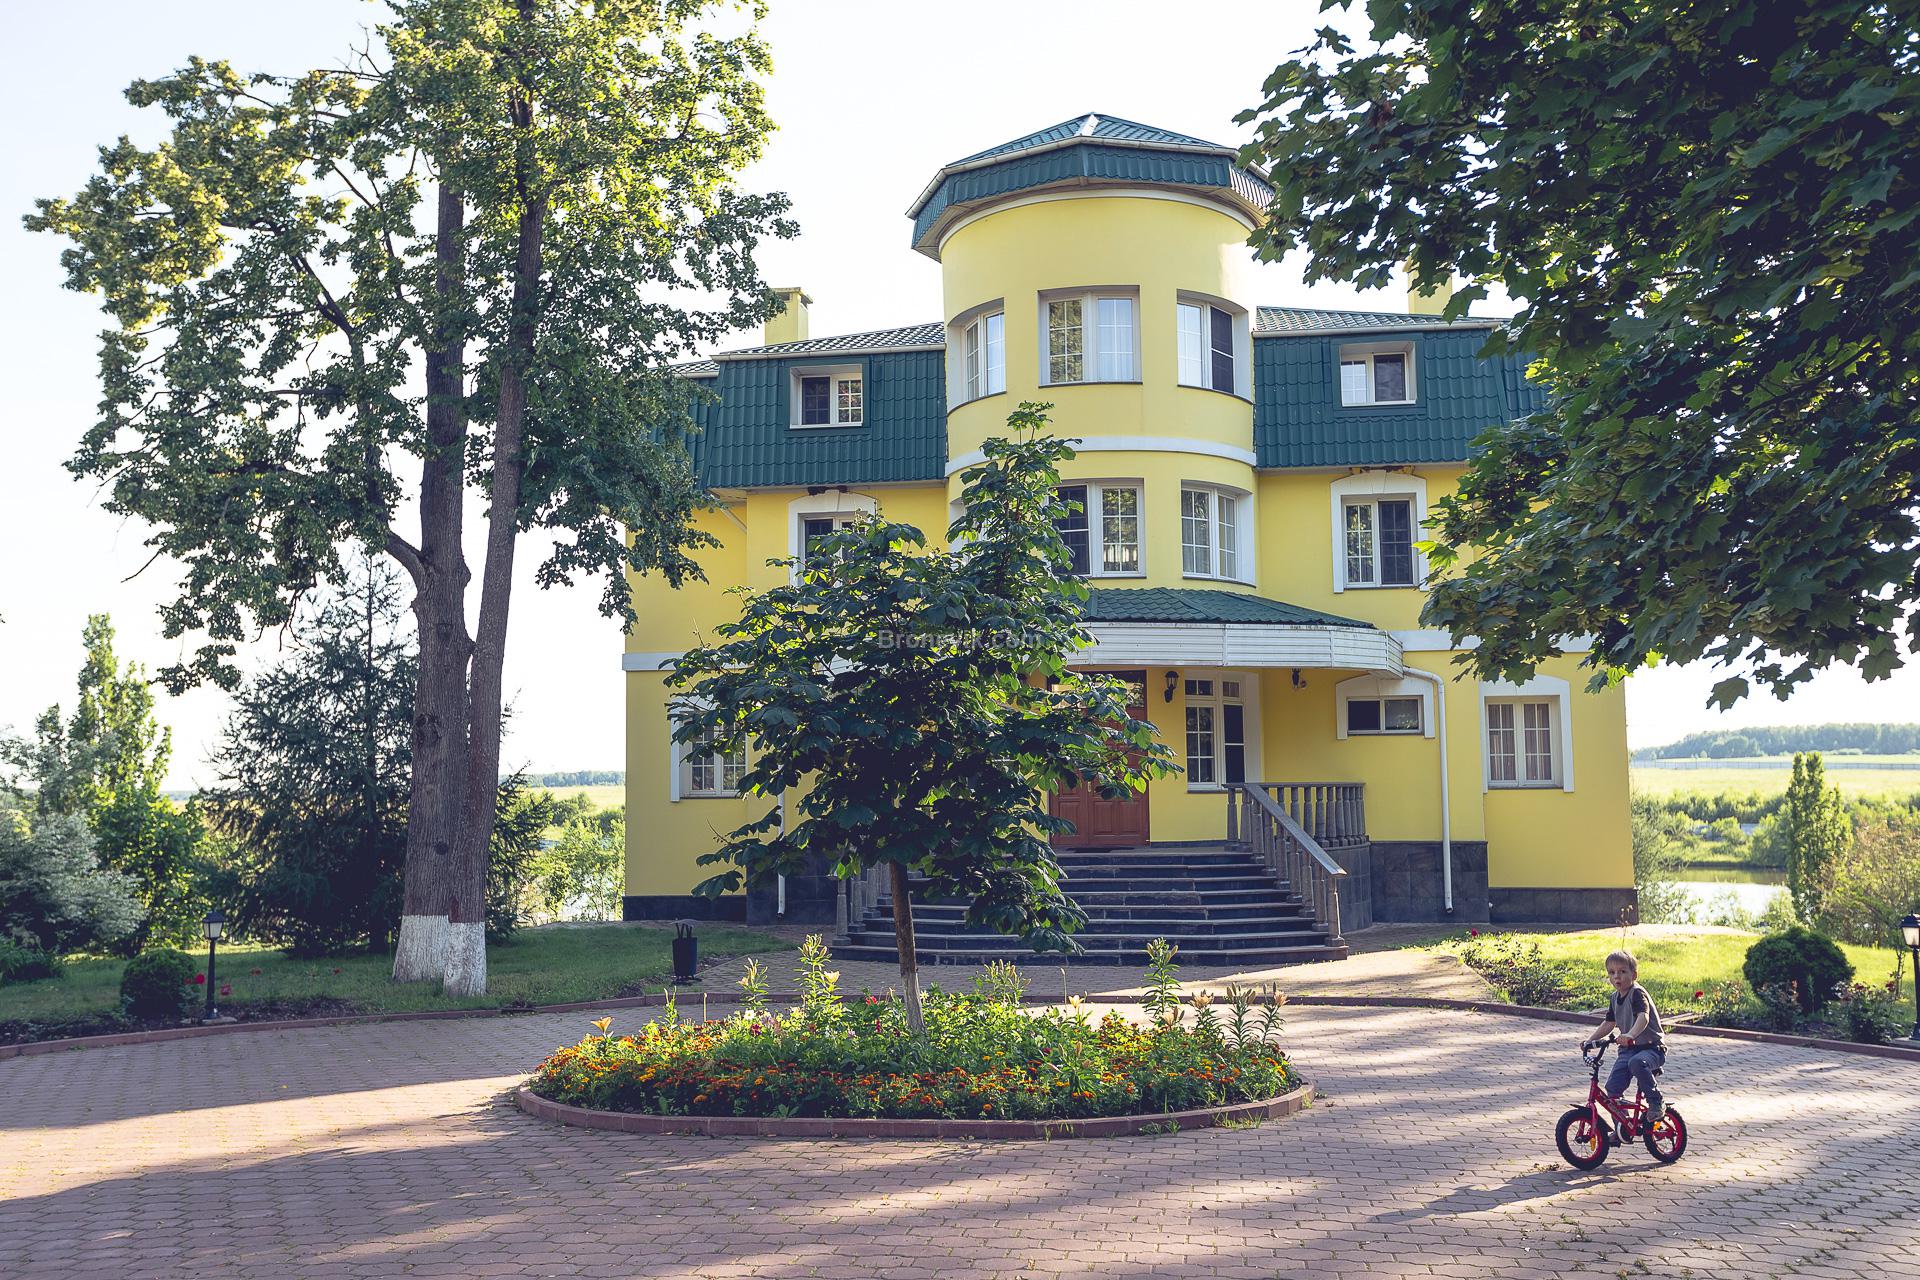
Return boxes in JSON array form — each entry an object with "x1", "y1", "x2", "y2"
[
  {"x1": 202, "y1": 909, "x2": 226, "y2": 1023},
  {"x1": 1901, "y1": 913, "x2": 1920, "y2": 1042},
  {"x1": 671, "y1": 919, "x2": 699, "y2": 985}
]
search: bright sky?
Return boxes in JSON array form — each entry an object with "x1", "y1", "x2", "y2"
[{"x1": 3, "y1": 1, "x2": 1913, "y2": 791}]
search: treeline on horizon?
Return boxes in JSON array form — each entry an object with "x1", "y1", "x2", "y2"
[
  {"x1": 1635, "y1": 724, "x2": 1920, "y2": 760},
  {"x1": 517, "y1": 770, "x2": 623, "y2": 788}
]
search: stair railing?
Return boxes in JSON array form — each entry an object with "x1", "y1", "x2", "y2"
[
  {"x1": 833, "y1": 862, "x2": 890, "y2": 942},
  {"x1": 1229, "y1": 782, "x2": 1366, "y2": 849},
  {"x1": 1229, "y1": 783, "x2": 1350, "y2": 944}
]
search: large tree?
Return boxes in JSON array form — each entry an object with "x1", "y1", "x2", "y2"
[
  {"x1": 672, "y1": 418, "x2": 1175, "y2": 1031},
  {"x1": 1239, "y1": 0, "x2": 1919, "y2": 705},
  {"x1": 31, "y1": 0, "x2": 794, "y2": 992}
]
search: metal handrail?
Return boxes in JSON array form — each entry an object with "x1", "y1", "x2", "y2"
[{"x1": 1230, "y1": 782, "x2": 1350, "y2": 944}]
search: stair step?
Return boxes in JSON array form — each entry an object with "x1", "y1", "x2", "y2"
[{"x1": 831, "y1": 943, "x2": 1350, "y2": 967}]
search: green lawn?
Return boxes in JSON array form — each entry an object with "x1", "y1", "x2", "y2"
[
  {"x1": 1431, "y1": 927, "x2": 1914, "y2": 1025},
  {"x1": 1631, "y1": 762, "x2": 1920, "y2": 801},
  {"x1": 0, "y1": 924, "x2": 792, "y2": 1028}
]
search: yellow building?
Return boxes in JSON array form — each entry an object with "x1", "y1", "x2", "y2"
[{"x1": 623, "y1": 115, "x2": 1633, "y2": 951}]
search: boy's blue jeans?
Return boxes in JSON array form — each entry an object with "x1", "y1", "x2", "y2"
[{"x1": 1606, "y1": 1046, "x2": 1666, "y2": 1110}]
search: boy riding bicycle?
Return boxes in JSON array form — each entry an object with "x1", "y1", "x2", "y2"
[{"x1": 1582, "y1": 948, "x2": 1668, "y2": 1124}]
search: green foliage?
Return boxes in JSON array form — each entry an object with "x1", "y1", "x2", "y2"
[
  {"x1": 1142, "y1": 938, "x2": 1182, "y2": 1022},
  {"x1": 1239, "y1": 0, "x2": 1920, "y2": 706},
  {"x1": 1687, "y1": 979, "x2": 1751, "y2": 1029},
  {"x1": 1742, "y1": 927, "x2": 1853, "y2": 1014},
  {"x1": 0, "y1": 796, "x2": 141, "y2": 957},
  {"x1": 521, "y1": 771, "x2": 622, "y2": 788},
  {"x1": 972, "y1": 960, "x2": 1029, "y2": 1010},
  {"x1": 1786, "y1": 754, "x2": 1853, "y2": 923},
  {"x1": 527, "y1": 945, "x2": 1300, "y2": 1122},
  {"x1": 485, "y1": 777, "x2": 558, "y2": 943},
  {"x1": 1830, "y1": 970, "x2": 1909, "y2": 1045},
  {"x1": 119, "y1": 948, "x2": 196, "y2": 1021},
  {"x1": 26, "y1": 0, "x2": 794, "y2": 693},
  {"x1": 0, "y1": 941, "x2": 58, "y2": 984},
  {"x1": 522, "y1": 804, "x2": 623, "y2": 922},
  {"x1": 1755, "y1": 981, "x2": 1803, "y2": 1032},
  {"x1": 1814, "y1": 817, "x2": 1920, "y2": 947},
  {"x1": 672, "y1": 418, "x2": 1178, "y2": 962},
  {"x1": 1629, "y1": 796, "x2": 1691, "y2": 924},
  {"x1": 1454, "y1": 932, "x2": 1594, "y2": 1007},
  {"x1": 203, "y1": 566, "x2": 413, "y2": 956},
  {"x1": 1639, "y1": 724, "x2": 1920, "y2": 760}
]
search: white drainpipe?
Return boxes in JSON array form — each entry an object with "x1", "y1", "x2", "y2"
[
  {"x1": 1401, "y1": 667, "x2": 1454, "y2": 914},
  {"x1": 777, "y1": 794, "x2": 787, "y2": 917}
]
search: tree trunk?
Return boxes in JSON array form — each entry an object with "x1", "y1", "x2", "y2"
[
  {"x1": 393, "y1": 183, "x2": 471, "y2": 984},
  {"x1": 889, "y1": 861, "x2": 924, "y2": 1033},
  {"x1": 444, "y1": 86, "x2": 546, "y2": 995}
]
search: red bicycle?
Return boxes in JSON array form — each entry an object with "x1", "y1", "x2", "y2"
[{"x1": 1555, "y1": 1033, "x2": 1688, "y2": 1170}]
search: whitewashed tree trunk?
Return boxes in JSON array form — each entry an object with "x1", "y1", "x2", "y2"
[
  {"x1": 441, "y1": 920, "x2": 487, "y2": 997},
  {"x1": 392, "y1": 914, "x2": 450, "y2": 983}
]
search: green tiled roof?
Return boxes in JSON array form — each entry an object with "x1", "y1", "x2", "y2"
[
  {"x1": 714, "y1": 323, "x2": 944, "y2": 360},
  {"x1": 907, "y1": 113, "x2": 1273, "y2": 259},
  {"x1": 1254, "y1": 306, "x2": 1503, "y2": 336},
  {"x1": 1084, "y1": 587, "x2": 1373, "y2": 629},
  {"x1": 1254, "y1": 327, "x2": 1535, "y2": 468}
]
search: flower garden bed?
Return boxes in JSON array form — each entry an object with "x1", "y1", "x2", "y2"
[{"x1": 522, "y1": 939, "x2": 1307, "y2": 1136}]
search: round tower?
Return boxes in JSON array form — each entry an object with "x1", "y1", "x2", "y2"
[{"x1": 910, "y1": 113, "x2": 1271, "y2": 590}]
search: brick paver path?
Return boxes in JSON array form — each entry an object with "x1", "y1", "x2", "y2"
[{"x1": 3, "y1": 1004, "x2": 1917, "y2": 1279}]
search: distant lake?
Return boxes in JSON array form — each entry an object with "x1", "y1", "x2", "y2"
[{"x1": 1674, "y1": 866, "x2": 1787, "y2": 915}]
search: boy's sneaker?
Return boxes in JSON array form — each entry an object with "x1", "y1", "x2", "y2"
[{"x1": 1647, "y1": 1100, "x2": 1668, "y2": 1126}]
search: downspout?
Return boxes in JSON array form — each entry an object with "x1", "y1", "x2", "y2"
[
  {"x1": 777, "y1": 794, "x2": 787, "y2": 918},
  {"x1": 1402, "y1": 667, "x2": 1454, "y2": 913}
]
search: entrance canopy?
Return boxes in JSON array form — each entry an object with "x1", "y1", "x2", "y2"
[{"x1": 1077, "y1": 588, "x2": 1403, "y2": 674}]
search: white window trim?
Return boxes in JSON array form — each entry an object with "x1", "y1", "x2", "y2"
[
  {"x1": 667, "y1": 705, "x2": 746, "y2": 801},
  {"x1": 1038, "y1": 288, "x2": 1140, "y2": 386},
  {"x1": 1180, "y1": 670, "x2": 1260, "y2": 792},
  {"x1": 948, "y1": 302, "x2": 1007, "y2": 408},
  {"x1": 1055, "y1": 480, "x2": 1146, "y2": 578},
  {"x1": 1330, "y1": 471, "x2": 1429, "y2": 593},
  {"x1": 788, "y1": 491, "x2": 877, "y2": 582},
  {"x1": 1334, "y1": 674, "x2": 1436, "y2": 740},
  {"x1": 789, "y1": 363, "x2": 865, "y2": 429},
  {"x1": 1478, "y1": 675, "x2": 1574, "y2": 793},
  {"x1": 1175, "y1": 292, "x2": 1251, "y2": 398},
  {"x1": 1180, "y1": 482, "x2": 1254, "y2": 584},
  {"x1": 1338, "y1": 341, "x2": 1417, "y2": 407}
]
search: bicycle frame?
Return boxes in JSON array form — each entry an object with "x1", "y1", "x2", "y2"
[{"x1": 1581, "y1": 1039, "x2": 1649, "y2": 1140}]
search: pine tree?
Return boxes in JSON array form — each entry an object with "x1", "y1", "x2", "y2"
[{"x1": 1785, "y1": 752, "x2": 1853, "y2": 927}]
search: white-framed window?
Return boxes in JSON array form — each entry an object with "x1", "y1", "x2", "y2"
[
  {"x1": 791, "y1": 363, "x2": 864, "y2": 428},
  {"x1": 1180, "y1": 484, "x2": 1251, "y2": 581},
  {"x1": 1334, "y1": 674, "x2": 1436, "y2": 740},
  {"x1": 1183, "y1": 677, "x2": 1249, "y2": 790},
  {"x1": 1329, "y1": 472, "x2": 1428, "y2": 593},
  {"x1": 1054, "y1": 482, "x2": 1143, "y2": 576},
  {"x1": 1176, "y1": 297, "x2": 1247, "y2": 395},
  {"x1": 678, "y1": 721, "x2": 746, "y2": 798},
  {"x1": 953, "y1": 308, "x2": 1005, "y2": 405},
  {"x1": 1480, "y1": 674, "x2": 1574, "y2": 791},
  {"x1": 1339, "y1": 342, "x2": 1415, "y2": 406},
  {"x1": 787, "y1": 491, "x2": 878, "y2": 582},
  {"x1": 1342, "y1": 497, "x2": 1418, "y2": 587},
  {"x1": 1042, "y1": 290, "x2": 1138, "y2": 385}
]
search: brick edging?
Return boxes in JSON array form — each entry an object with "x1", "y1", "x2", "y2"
[{"x1": 513, "y1": 1082, "x2": 1313, "y2": 1140}]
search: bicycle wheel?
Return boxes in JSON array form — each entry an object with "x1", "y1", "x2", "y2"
[
  {"x1": 1556, "y1": 1107, "x2": 1610, "y2": 1170},
  {"x1": 1643, "y1": 1106, "x2": 1687, "y2": 1163}
]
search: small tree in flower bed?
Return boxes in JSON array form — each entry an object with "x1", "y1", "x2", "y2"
[{"x1": 526, "y1": 937, "x2": 1299, "y2": 1121}]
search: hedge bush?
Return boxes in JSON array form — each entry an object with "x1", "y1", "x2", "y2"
[
  {"x1": 0, "y1": 940, "x2": 58, "y2": 984},
  {"x1": 1742, "y1": 927, "x2": 1852, "y2": 1014},
  {"x1": 119, "y1": 948, "x2": 197, "y2": 1021}
]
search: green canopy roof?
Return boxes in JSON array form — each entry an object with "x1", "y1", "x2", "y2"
[{"x1": 1083, "y1": 588, "x2": 1373, "y2": 629}]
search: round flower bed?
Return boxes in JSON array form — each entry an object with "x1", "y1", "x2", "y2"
[{"x1": 524, "y1": 943, "x2": 1303, "y2": 1130}]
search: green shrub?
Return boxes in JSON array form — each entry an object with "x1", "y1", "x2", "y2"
[
  {"x1": 1742, "y1": 927, "x2": 1852, "y2": 1014},
  {"x1": 1687, "y1": 978, "x2": 1751, "y2": 1028},
  {"x1": 1830, "y1": 978, "x2": 1908, "y2": 1046},
  {"x1": 1755, "y1": 980, "x2": 1801, "y2": 1031},
  {"x1": 119, "y1": 948, "x2": 197, "y2": 1020},
  {"x1": 1456, "y1": 933, "x2": 1592, "y2": 1007},
  {"x1": 0, "y1": 940, "x2": 59, "y2": 983}
]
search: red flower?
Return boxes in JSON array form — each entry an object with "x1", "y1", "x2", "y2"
[
  {"x1": 1693, "y1": 990, "x2": 1705, "y2": 1000},
  {"x1": 332, "y1": 967, "x2": 341, "y2": 974},
  {"x1": 1468, "y1": 928, "x2": 1479, "y2": 937},
  {"x1": 192, "y1": 974, "x2": 207, "y2": 985},
  {"x1": 250, "y1": 967, "x2": 262, "y2": 976},
  {"x1": 219, "y1": 984, "x2": 232, "y2": 996}
]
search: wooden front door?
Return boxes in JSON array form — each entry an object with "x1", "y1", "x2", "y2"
[{"x1": 1050, "y1": 671, "x2": 1151, "y2": 849}]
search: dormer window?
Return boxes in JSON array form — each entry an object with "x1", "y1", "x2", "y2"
[
  {"x1": 1339, "y1": 342, "x2": 1415, "y2": 406},
  {"x1": 1041, "y1": 289, "x2": 1138, "y2": 385},
  {"x1": 792, "y1": 364, "x2": 863, "y2": 427}
]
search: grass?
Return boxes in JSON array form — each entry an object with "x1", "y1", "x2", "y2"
[
  {"x1": 1430, "y1": 927, "x2": 1914, "y2": 1026},
  {"x1": 530, "y1": 784, "x2": 624, "y2": 811},
  {"x1": 0, "y1": 924, "x2": 792, "y2": 1028},
  {"x1": 1630, "y1": 764, "x2": 1920, "y2": 801}
]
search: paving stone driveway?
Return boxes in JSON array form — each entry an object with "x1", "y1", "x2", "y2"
[{"x1": 3, "y1": 1005, "x2": 1917, "y2": 1280}]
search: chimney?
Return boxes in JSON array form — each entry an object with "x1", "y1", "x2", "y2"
[
  {"x1": 1407, "y1": 268, "x2": 1454, "y2": 317},
  {"x1": 763, "y1": 286, "x2": 812, "y2": 346}
]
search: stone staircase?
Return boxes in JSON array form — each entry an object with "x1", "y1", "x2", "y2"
[{"x1": 831, "y1": 846, "x2": 1349, "y2": 967}]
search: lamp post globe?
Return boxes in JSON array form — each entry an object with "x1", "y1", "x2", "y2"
[
  {"x1": 1901, "y1": 913, "x2": 1919, "y2": 1042},
  {"x1": 202, "y1": 910, "x2": 226, "y2": 1023}
]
